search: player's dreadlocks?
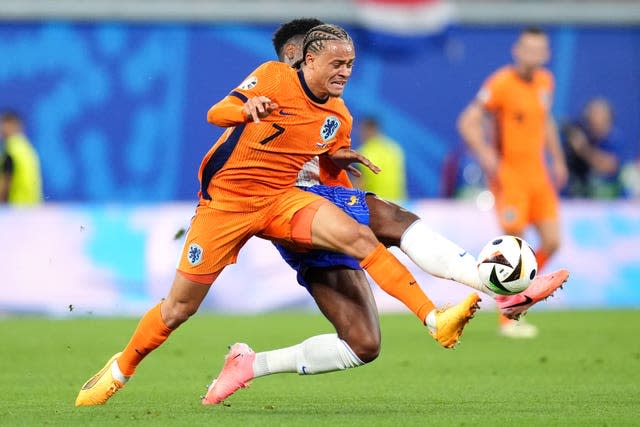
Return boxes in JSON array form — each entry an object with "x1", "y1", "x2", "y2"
[
  {"x1": 272, "y1": 18, "x2": 324, "y2": 61},
  {"x1": 294, "y1": 24, "x2": 353, "y2": 68}
]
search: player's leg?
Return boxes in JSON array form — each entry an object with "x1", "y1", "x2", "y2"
[
  {"x1": 75, "y1": 273, "x2": 213, "y2": 407},
  {"x1": 76, "y1": 205, "x2": 249, "y2": 406},
  {"x1": 262, "y1": 189, "x2": 480, "y2": 347},
  {"x1": 531, "y1": 184, "x2": 562, "y2": 270},
  {"x1": 533, "y1": 219, "x2": 560, "y2": 269},
  {"x1": 365, "y1": 193, "x2": 569, "y2": 319},
  {"x1": 289, "y1": 188, "x2": 437, "y2": 322},
  {"x1": 366, "y1": 194, "x2": 493, "y2": 295},
  {"x1": 119, "y1": 273, "x2": 214, "y2": 373},
  {"x1": 308, "y1": 267, "x2": 381, "y2": 362},
  {"x1": 261, "y1": 189, "x2": 437, "y2": 323},
  {"x1": 202, "y1": 267, "x2": 380, "y2": 405},
  {"x1": 309, "y1": 200, "x2": 435, "y2": 322},
  {"x1": 310, "y1": 203, "x2": 482, "y2": 349},
  {"x1": 255, "y1": 267, "x2": 381, "y2": 371},
  {"x1": 298, "y1": 187, "x2": 488, "y2": 295}
]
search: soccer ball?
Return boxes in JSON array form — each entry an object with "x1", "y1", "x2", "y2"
[{"x1": 477, "y1": 235, "x2": 537, "y2": 295}]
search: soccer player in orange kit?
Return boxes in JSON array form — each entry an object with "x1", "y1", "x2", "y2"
[
  {"x1": 75, "y1": 24, "x2": 481, "y2": 407},
  {"x1": 198, "y1": 20, "x2": 569, "y2": 405},
  {"x1": 458, "y1": 27, "x2": 569, "y2": 338}
]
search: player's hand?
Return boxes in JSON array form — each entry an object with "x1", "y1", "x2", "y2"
[
  {"x1": 329, "y1": 148, "x2": 381, "y2": 177},
  {"x1": 243, "y1": 96, "x2": 279, "y2": 123},
  {"x1": 552, "y1": 158, "x2": 569, "y2": 189},
  {"x1": 478, "y1": 147, "x2": 499, "y2": 180}
]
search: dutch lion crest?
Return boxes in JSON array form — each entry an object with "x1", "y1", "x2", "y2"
[{"x1": 320, "y1": 116, "x2": 341, "y2": 142}]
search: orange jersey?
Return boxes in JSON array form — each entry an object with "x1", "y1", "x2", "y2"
[
  {"x1": 478, "y1": 66, "x2": 554, "y2": 177},
  {"x1": 318, "y1": 155, "x2": 353, "y2": 188},
  {"x1": 202, "y1": 61, "x2": 353, "y2": 212}
]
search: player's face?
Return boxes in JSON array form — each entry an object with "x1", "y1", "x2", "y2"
[
  {"x1": 306, "y1": 40, "x2": 355, "y2": 98},
  {"x1": 513, "y1": 33, "x2": 550, "y2": 72},
  {"x1": 0, "y1": 120, "x2": 15, "y2": 139},
  {"x1": 586, "y1": 101, "x2": 612, "y2": 139}
]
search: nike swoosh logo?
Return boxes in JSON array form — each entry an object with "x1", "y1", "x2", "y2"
[
  {"x1": 503, "y1": 295, "x2": 533, "y2": 308},
  {"x1": 278, "y1": 110, "x2": 296, "y2": 116},
  {"x1": 458, "y1": 251, "x2": 467, "y2": 257},
  {"x1": 409, "y1": 281, "x2": 416, "y2": 286}
]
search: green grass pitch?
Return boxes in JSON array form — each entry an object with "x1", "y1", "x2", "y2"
[{"x1": 1, "y1": 310, "x2": 639, "y2": 426}]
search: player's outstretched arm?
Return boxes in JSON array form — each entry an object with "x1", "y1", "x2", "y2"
[
  {"x1": 207, "y1": 95, "x2": 246, "y2": 127},
  {"x1": 207, "y1": 95, "x2": 278, "y2": 127}
]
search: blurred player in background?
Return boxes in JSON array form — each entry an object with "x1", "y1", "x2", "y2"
[
  {"x1": 457, "y1": 27, "x2": 569, "y2": 338},
  {"x1": 357, "y1": 116, "x2": 407, "y2": 200},
  {"x1": 0, "y1": 111, "x2": 42, "y2": 205},
  {"x1": 200, "y1": 19, "x2": 569, "y2": 405},
  {"x1": 563, "y1": 97, "x2": 623, "y2": 198},
  {"x1": 0, "y1": 136, "x2": 11, "y2": 202},
  {"x1": 76, "y1": 23, "x2": 482, "y2": 408}
]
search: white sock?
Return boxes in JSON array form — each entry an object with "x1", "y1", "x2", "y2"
[
  {"x1": 400, "y1": 220, "x2": 497, "y2": 297},
  {"x1": 112, "y1": 359, "x2": 129, "y2": 383},
  {"x1": 252, "y1": 334, "x2": 364, "y2": 377}
]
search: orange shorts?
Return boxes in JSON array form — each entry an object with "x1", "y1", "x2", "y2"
[
  {"x1": 492, "y1": 172, "x2": 559, "y2": 234},
  {"x1": 177, "y1": 187, "x2": 329, "y2": 284}
]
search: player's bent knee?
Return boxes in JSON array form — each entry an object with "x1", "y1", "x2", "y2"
[
  {"x1": 348, "y1": 334, "x2": 381, "y2": 364},
  {"x1": 162, "y1": 301, "x2": 199, "y2": 328},
  {"x1": 353, "y1": 342, "x2": 380, "y2": 364},
  {"x1": 350, "y1": 225, "x2": 379, "y2": 258},
  {"x1": 328, "y1": 223, "x2": 379, "y2": 260}
]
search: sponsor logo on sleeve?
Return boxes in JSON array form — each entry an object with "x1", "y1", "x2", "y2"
[
  {"x1": 238, "y1": 76, "x2": 258, "y2": 90},
  {"x1": 477, "y1": 87, "x2": 491, "y2": 103}
]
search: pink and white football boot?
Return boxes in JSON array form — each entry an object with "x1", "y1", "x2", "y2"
[
  {"x1": 496, "y1": 269, "x2": 570, "y2": 320},
  {"x1": 202, "y1": 343, "x2": 255, "y2": 405}
]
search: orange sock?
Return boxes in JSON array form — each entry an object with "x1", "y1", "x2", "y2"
[
  {"x1": 535, "y1": 248, "x2": 550, "y2": 271},
  {"x1": 360, "y1": 243, "x2": 435, "y2": 323},
  {"x1": 117, "y1": 302, "x2": 173, "y2": 377}
]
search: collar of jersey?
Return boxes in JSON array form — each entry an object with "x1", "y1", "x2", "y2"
[{"x1": 297, "y1": 70, "x2": 328, "y2": 104}]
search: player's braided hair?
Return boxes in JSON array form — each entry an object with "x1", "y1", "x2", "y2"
[{"x1": 294, "y1": 24, "x2": 353, "y2": 68}]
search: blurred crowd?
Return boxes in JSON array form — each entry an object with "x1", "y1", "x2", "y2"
[{"x1": 4, "y1": 98, "x2": 639, "y2": 204}]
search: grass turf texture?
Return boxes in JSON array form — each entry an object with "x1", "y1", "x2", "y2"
[{"x1": 1, "y1": 310, "x2": 638, "y2": 426}]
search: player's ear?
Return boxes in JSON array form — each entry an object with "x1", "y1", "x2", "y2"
[
  {"x1": 284, "y1": 43, "x2": 297, "y2": 63},
  {"x1": 305, "y1": 52, "x2": 315, "y2": 69},
  {"x1": 510, "y1": 43, "x2": 518, "y2": 61}
]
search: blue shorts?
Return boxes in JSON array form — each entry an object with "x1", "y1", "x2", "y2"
[{"x1": 274, "y1": 185, "x2": 370, "y2": 290}]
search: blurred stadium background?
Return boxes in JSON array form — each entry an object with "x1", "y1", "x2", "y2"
[{"x1": 1, "y1": 0, "x2": 639, "y2": 315}]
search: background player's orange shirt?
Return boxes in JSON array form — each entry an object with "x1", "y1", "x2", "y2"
[
  {"x1": 202, "y1": 61, "x2": 353, "y2": 212},
  {"x1": 478, "y1": 66, "x2": 554, "y2": 178}
]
